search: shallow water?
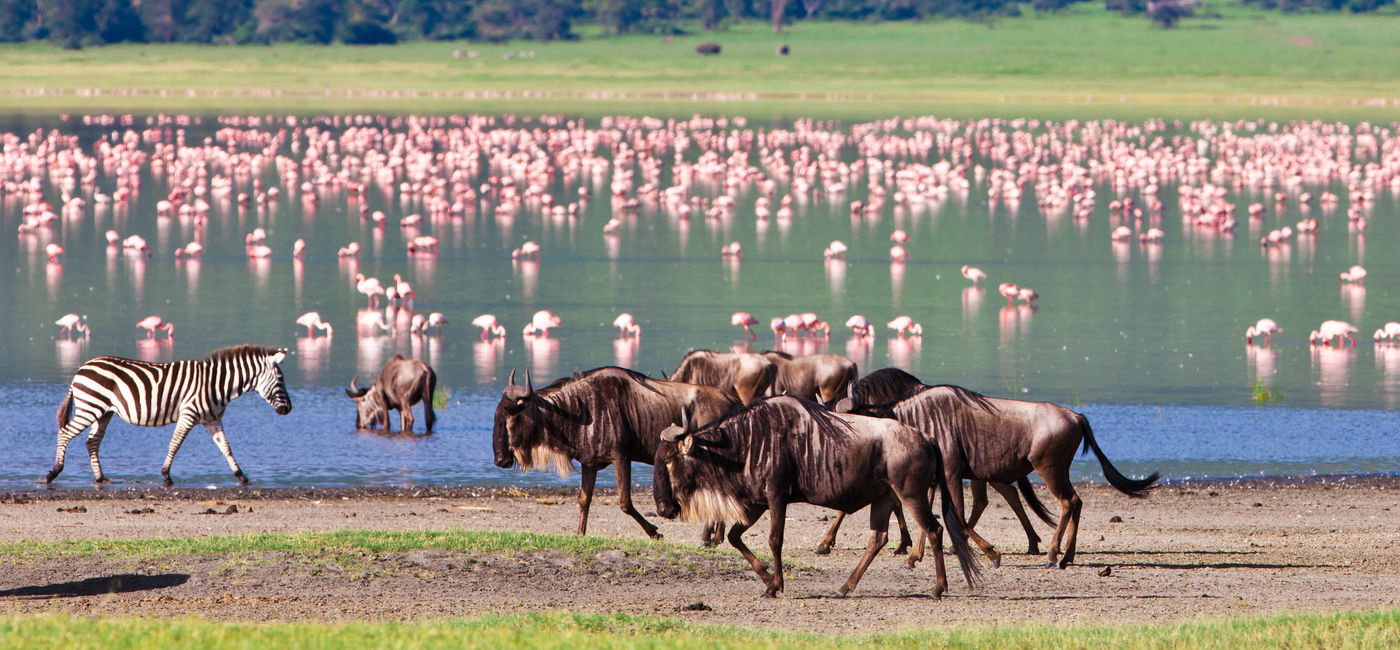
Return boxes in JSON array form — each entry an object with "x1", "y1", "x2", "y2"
[{"x1": 2, "y1": 114, "x2": 1397, "y2": 490}]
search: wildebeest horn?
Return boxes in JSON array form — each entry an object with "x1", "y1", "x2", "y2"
[
  {"x1": 847, "y1": 382, "x2": 855, "y2": 400},
  {"x1": 526, "y1": 370, "x2": 535, "y2": 395},
  {"x1": 508, "y1": 368, "x2": 517, "y2": 386},
  {"x1": 661, "y1": 425, "x2": 687, "y2": 443},
  {"x1": 345, "y1": 375, "x2": 369, "y2": 399},
  {"x1": 680, "y1": 407, "x2": 690, "y2": 431}
]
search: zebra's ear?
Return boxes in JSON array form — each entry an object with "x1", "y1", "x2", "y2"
[{"x1": 269, "y1": 350, "x2": 287, "y2": 365}]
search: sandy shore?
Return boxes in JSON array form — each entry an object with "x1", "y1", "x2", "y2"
[{"x1": 2, "y1": 477, "x2": 1399, "y2": 633}]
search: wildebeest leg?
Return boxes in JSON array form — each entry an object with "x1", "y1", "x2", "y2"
[
  {"x1": 765, "y1": 499, "x2": 788, "y2": 597},
  {"x1": 988, "y1": 480, "x2": 1043, "y2": 555},
  {"x1": 612, "y1": 453, "x2": 661, "y2": 539},
  {"x1": 576, "y1": 467, "x2": 597, "y2": 535},
  {"x1": 84, "y1": 413, "x2": 115, "y2": 484},
  {"x1": 1038, "y1": 465, "x2": 1083, "y2": 569},
  {"x1": 835, "y1": 496, "x2": 893, "y2": 597},
  {"x1": 205, "y1": 420, "x2": 249, "y2": 485},
  {"x1": 399, "y1": 405, "x2": 414, "y2": 434},
  {"x1": 965, "y1": 479, "x2": 990, "y2": 529},
  {"x1": 895, "y1": 484, "x2": 950, "y2": 599},
  {"x1": 423, "y1": 373, "x2": 437, "y2": 433},
  {"x1": 700, "y1": 522, "x2": 724, "y2": 547},
  {"x1": 947, "y1": 474, "x2": 1001, "y2": 567},
  {"x1": 725, "y1": 519, "x2": 773, "y2": 589},
  {"x1": 891, "y1": 503, "x2": 912, "y2": 555},
  {"x1": 814, "y1": 511, "x2": 845, "y2": 555}
]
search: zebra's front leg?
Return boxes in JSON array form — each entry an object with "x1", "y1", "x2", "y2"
[
  {"x1": 160, "y1": 419, "x2": 199, "y2": 487},
  {"x1": 85, "y1": 413, "x2": 115, "y2": 484},
  {"x1": 204, "y1": 420, "x2": 249, "y2": 485}
]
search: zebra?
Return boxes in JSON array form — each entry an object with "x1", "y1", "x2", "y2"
[{"x1": 46, "y1": 344, "x2": 293, "y2": 487}]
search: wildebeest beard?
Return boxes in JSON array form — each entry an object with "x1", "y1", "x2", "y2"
[{"x1": 504, "y1": 391, "x2": 593, "y2": 478}]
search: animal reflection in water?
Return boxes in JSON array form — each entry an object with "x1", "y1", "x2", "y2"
[{"x1": 346, "y1": 355, "x2": 437, "y2": 434}]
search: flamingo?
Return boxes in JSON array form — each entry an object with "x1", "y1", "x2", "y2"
[
  {"x1": 721, "y1": 241, "x2": 742, "y2": 258},
  {"x1": 174, "y1": 242, "x2": 203, "y2": 258},
  {"x1": 295, "y1": 312, "x2": 334, "y2": 337},
  {"x1": 845, "y1": 314, "x2": 873, "y2": 338},
  {"x1": 887, "y1": 315, "x2": 923, "y2": 338},
  {"x1": 105, "y1": 230, "x2": 120, "y2": 247},
  {"x1": 247, "y1": 244, "x2": 273, "y2": 259},
  {"x1": 392, "y1": 274, "x2": 414, "y2": 304},
  {"x1": 613, "y1": 313, "x2": 641, "y2": 338},
  {"x1": 293, "y1": 238, "x2": 306, "y2": 259},
  {"x1": 354, "y1": 273, "x2": 384, "y2": 307},
  {"x1": 889, "y1": 244, "x2": 908, "y2": 263},
  {"x1": 472, "y1": 314, "x2": 506, "y2": 340},
  {"x1": 424, "y1": 312, "x2": 449, "y2": 334},
  {"x1": 410, "y1": 313, "x2": 427, "y2": 334},
  {"x1": 523, "y1": 310, "x2": 561, "y2": 337},
  {"x1": 45, "y1": 243, "x2": 63, "y2": 263},
  {"x1": 136, "y1": 315, "x2": 174, "y2": 339},
  {"x1": 245, "y1": 227, "x2": 267, "y2": 247},
  {"x1": 823, "y1": 240, "x2": 847, "y2": 260},
  {"x1": 1374, "y1": 322, "x2": 1400, "y2": 344},
  {"x1": 890, "y1": 229, "x2": 910, "y2": 245},
  {"x1": 1245, "y1": 318, "x2": 1282, "y2": 345},
  {"x1": 1017, "y1": 287, "x2": 1039, "y2": 305},
  {"x1": 408, "y1": 235, "x2": 439, "y2": 255},
  {"x1": 1110, "y1": 225, "x2": 1133, "y2": 242},
  {"x1": 800, "y1": 312, "x2": 830, "y2": 338},
  {"x1": 731, "y1": 311, "x2": 759, "y2": 341},
  {"x1": 1309, "y1": 320, "x2": 1359, "y2": 347},
  {"x1": 998, "y1": 282, "x2": 1020, "y2": 307},
  {"x1": 338, "y1": 242, "x2": 361, "y2": 258},
  {"x1": 960, "y1": 265, "x2": 986, "y2": 286},
  {"x1": 770, "y1": 317, "x2": 791, "y2": 340},
  {"x1": 512, "y1": 240, "x2": 541, "y2": 260},
  {"x1": 55, "y1": 313, "x2": 89, "y2": 338},
  {"x1": 1339, "y1": 265, "x2": 1367, "y2": 284}
]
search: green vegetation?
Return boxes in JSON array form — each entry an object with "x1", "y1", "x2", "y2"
[
  {"x1": 1, "y1": 5, "x2": 1398, "y2": 120},
  {"x1": 432, "y1": 387, "x2": 451, "y2": 410},
  {"x1": 1251, "y1": 380, "x2": 1285, "y2": 405},
  {"x1": 1, "y1": 610, "x2": 1398, "y2": 648}
]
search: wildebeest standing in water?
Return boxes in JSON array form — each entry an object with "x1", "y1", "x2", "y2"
[
  {"x1": 653, "y1": 396, "x2": 981, "y2": 599},
  {"x1": 346, "y1": 355, "x2": 437, "y2": 433},
  {"x1": 826, "y1": 368, "x2": 1057, "y2": 561},
  {"x1": 667, "y1": 350, "x2": 776, "y2": 405},
  {"x1": 493, "y1": 367, "x2": 742, "y2": 539},
  {"x1": 760, "y1": 350, "x2": 857, "y2": 407},
  {"x1": 842, "y1": 373, "x2": 1160, "y2": 569}
]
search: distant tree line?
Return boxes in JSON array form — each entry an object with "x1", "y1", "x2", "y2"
[{"x1": 0, "y1": 0, "x2": 1392, "y2": 47}]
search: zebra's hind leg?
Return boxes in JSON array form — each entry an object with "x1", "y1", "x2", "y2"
[
  {"x1": 45, "y1": 415, "x2": 98, "y2": 484},
  {"x1": 160, "y1": 420, "x2": 198, "y2": 487},
  {"x1": 84, "y1": 413, "x2": 115, "y2": 483},
  {"x1": 204, "y1": 420, "x2": 248, "y2": 485}
]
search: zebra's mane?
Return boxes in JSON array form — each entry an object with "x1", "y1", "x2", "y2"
[{"x1": 203, "y1": 344, "x2": 282, "y2": 363}]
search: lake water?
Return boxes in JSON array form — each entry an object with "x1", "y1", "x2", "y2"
[{"x1": 2, "y1": 113, "x2": 1397, "y2": 490}]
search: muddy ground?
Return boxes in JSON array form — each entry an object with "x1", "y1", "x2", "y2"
[{"x1": 1, "y1": 477, "x2": 1398, "y2": 634}]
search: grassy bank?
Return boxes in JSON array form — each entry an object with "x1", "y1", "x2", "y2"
[
  {"x1": 1, "y1": 610, "x2": 1397, "y2": 649},
  {"x1": 1, "y1": 4, "x2": 1397, "y2": 120}
]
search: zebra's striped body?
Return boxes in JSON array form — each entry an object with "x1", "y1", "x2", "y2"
[{"x1": 46, "y1": 344, "x2": 292, "y2": 486}]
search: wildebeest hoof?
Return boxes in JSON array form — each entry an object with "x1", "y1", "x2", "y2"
[
  {"x1": 1043, "y1": 560, "x2": 1063, "y2": 569},
  {"x1": 813, "y1": 546, "x2": 831, "y2": 555},
  {"x1": 830, "y1": 591, "x2": 848, "y2": 598},
  {"x1": 761, "y1": 591, "x2": 777, "y2": 599},
  {"x1": 892, "y1": 547, "x2": 909, "y2": 556}
]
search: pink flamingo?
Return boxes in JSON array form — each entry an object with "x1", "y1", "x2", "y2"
[
  {"x1": 721, "y1": 241, "x2": 743, "y2": 258},
  {"x1": 890, "y1": 229, "x2": 910, "y2": 245},
  {"x1": 247, "y1": 244, "x2": 273, "y2": 259},
  {"x1": 998, "y1": 282, "x2": 1020, "y2": 307},
  {"x1": 292, "y1": 238, "x2": 306, "y2": 259},
  {"x1": 295, "y1": 312, "x2": 333, "y2": 337},
  {"x1": 731, "y1": 311, "x2": 759, "y2": 341},
  {"x1": 410, "y1": 313, "x2": 427, "y2": 334},
  {"x1": 354, "y1": 273, "x2": 384, "y2": 307},
  {"x1": 1245, "y1": 318, "x2": 1282, "y2": 345},
  {"x1": 174, "y1": 242, "x2": 203, "y2": 258},
  {"x1": 523, "y1": 310, "x2": 561, "y2": 337},
  {"x1": 613, "y1": 313, "x2": 641, "y2": 338},
  {"x1": 823, "y1": 240, "x2": 847, "y2": 260},
  {"x1": 961, "y1": 265, "x2": 986, "y2": 286},
  {"x1": 1310, "y1": 320, "x2": 1359, "y2": 347},
  {"x1": 1110, "y1": 225, "x2": 1132, "y2": 242},
  {"x1": 1339, "y1": 265, "x2": 1367, "y2": 284},
  {"x1": 512, "y1": 241, "x2": 541, "y2": 260},
  {"x1": 845, "y1": 314, "x2": 874, "y2": 339},
  {"x1": 1017, "y1": 287, "x2": 1039, "y2": 305},
  {"x1": 887, "y1": 315, "x2": 923, "y2": 338},
  {"x1": 392, "y1": 274, "x2": 414, "y2": 304},
  {"x1": 136, "y1": 315, "x2": 174, "y2": 339},
  {"x1": 55, "y1": 313, "x2": 89, "y2": 338},
  {"x1": 472, "y1": 314, "x2": 506, "y2": 340},
  {"x1": 245, "y1": 228, "x2": 267, "y2": 247},
  {"x1": 408, "y1": 236, "x2": 439, "y2": 255},
  {"x1": 1374, "y1": 322, "x2": 1400, "y2": 344},
  {"x1": 424, "y1": 312, "x2": 449, "y2": 334},
  {"x1": 770, "y1": 317, "x2": 791, "y2": 340},
  {"x1": 800, "y1": 312, "x2": 830, "y2": 338},
  {"x1": 105, "y1": 230, "x2": 120, "y2": 247},
  {"x1": 338, "y1": 242, "x2": 361, "y2": 258},
  {"x1": 45, "y1": 243, "x2": 63, "y2": 263},
  {"x1": 889, "y1": 244, "x2": 907, "y2": 263}
]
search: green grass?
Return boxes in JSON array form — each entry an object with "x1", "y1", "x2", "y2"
[
  {"x1": 1251, "y1": 380, "x2": 1285, "y2": 405},
  {"x1": 2, "y1": 4, "x2": 1399, "y2": 120},
  {"x1": 1, "y1": 610, "x2": 1398, "y2": 649}
]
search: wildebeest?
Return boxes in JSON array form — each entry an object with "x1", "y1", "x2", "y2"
[
  {"x1": 492, "y1": 366, "x2": 742, "y2": 539},
  {"x1": 840, "y1": 371, "x2": 1159, "y2": 568},
  {"x1": 653, "y1": 395, "x2": 980, "y2": 599},
  {"x1": 760, "y1": 351, "x2": 858, "y2": 407},
  {"x1": 668, "y1": 350, "x2": 776, "y2": 405},
  {"x1": 346, "y1": 355, "x2": 437, "y2": 433},
  {"x1": 825, "y1": 368, "x2": 1056, "y2": 561}
]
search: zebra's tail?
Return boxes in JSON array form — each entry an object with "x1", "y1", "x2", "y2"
[{"x1": 56, "y1": 390, "x2": 74, "y2": 430}]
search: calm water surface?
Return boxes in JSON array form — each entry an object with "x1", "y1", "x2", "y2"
[{"x1": 2, "y1": 114, "x2": 1397, "y2": 490}]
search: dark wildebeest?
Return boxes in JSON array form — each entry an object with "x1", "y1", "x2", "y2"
[
  {"x1": 760, "y1": 350, "x2": 858, "y2": 407},
  {"x1": 653, "y1": 395, "x2": 981, "y2": 599},
  {"x1": 667, "y1": 350, "x2": 776, "y2": 405},
  {"x1": 492, "y1": 366, "x2": 741, "y2": 539},
  {"x1": 841, "y1": 373, "x2": 1160, "y2": 569},
  {"x1": 345, "y1": 355, "x2": 437, "y2": 433},
  {"x1": 824, "y1": 368, "x2": 1056, "y2": 562}
]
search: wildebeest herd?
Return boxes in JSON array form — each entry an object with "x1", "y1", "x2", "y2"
[
  {"x1": 492, "y1": 348, "x2": 1161, "y2": 599},
  {"x1": 43, "y1": 343, "x2": 1157, "y2": 600}
]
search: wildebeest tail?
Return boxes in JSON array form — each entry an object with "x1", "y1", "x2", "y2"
[
  {"x1": 1016, "y1": 476, "x2": 1057, "y2": 526},
  {"x1": 932, "y1": 444, "x2": 982, "y2": 589},
  {"x1": 56, "y1": 389, "x2": 74, "y2": 430},
  {"x1": 1079, "y1": 415, "x2": 1159, "y2": 498}
]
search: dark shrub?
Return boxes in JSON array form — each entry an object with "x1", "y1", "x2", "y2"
[
  {"x1": 344, "y1": 20, "x2": 397, "y2": 44},
  {"x1": 695, "y1": 41, "x2": 721, "y2": 55},
  {"x1": 776, "y1": 43, "x2": 789, "y2": 55}
]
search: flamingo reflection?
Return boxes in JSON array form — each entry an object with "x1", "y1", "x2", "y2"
[
  {"x1": 1312, "y1": 344, "x2": 1353, "y2": 407},
  {"x1": 55, "y1": 337, "x2": 88, "y2": 375},
  {"x1": 473, "y1": 339, "x2": 506, "y2": 385},
  {"x1": 295, "y1": 336, "x2": 333, "y2": 382},
  {"x1": 886, "y1": 335, "x2": 921, "y2": 369},
  {"x1": 525, "y1": 333, "x2": 560, "y2": 379},
  {"x1": 613, "y1": 336, "x2": 640, "y2": 368},
  {"x1": 135, "y1": 337, "x2": 172, "y2": 363}
]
